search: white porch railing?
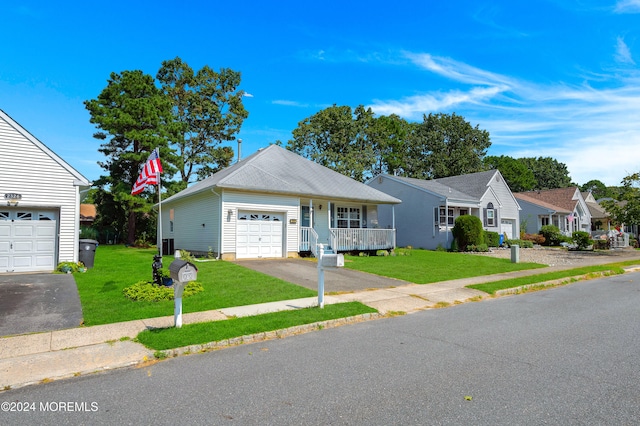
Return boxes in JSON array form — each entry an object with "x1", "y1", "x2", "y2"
[
  {"x1": 300, "y1": 227, "x2": 319, "y2": 256},
  {"x1": 330, "y1": 228, "x2": 396, "y2": 252}
]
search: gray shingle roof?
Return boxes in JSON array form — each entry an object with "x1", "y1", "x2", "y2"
[
  {"x1": 386, "y1": 175, "x2": 476, "y2": 202},
  {"x1": 162, "y1": 144, "x2": 401, "y2": 204},
  {"x1": 434, "y1": 170, "x2": 498, "y2": 199}
]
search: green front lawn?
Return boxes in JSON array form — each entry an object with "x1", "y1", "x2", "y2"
[
  {"x1": 343, "y1": 248, "x2": 546, "y2": 284},
  {"x1": 73, "y1": 245, "x2": 315, "y2": 326}
]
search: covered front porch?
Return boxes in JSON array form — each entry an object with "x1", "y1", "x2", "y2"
[{"x1": 298, "y1": 198, "x2": 396, "y2": 256}]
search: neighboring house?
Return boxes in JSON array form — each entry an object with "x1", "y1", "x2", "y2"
[
  {"x1": 366, "y1": 170, "x2": 521, "y2": 250},
  {"x1": 159, "y1": 144, "x2": 400, "y2": 260},
  {"x1": 0, "y1": 109, "x2": 91, "y2": 273},
  {"x1": 514, "y1": 187, "x2": 591, "y2": 236},
  {"x1": 581, "y1": 192, "x2": 612, "y2": 231},
  {"x1": 80, "y1": 204, "x2": 97, "y2": 227}
]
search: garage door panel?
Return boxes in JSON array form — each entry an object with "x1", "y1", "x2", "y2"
[
  {"x1": 36, "y1": 240, "x2": 55, "y2": 251},
  {"x1": 36, "y1": 225, "x2": 56, "y2": 237},
  {"x1": 0, "y1": 224, "x2": 10, "y2": 237},
  {"x1": 12, "y1": 256, "x2": 33, "y2": 268},
  {"x1": 14, "y1": 225, "x2": 35, "y2": 237},
  {"x1": 1, "y1": 214, "x2": 57, "y2": 273},
  {"x1": 35, "y1": 256, "x2": 55, "y2": 267},
  {"x1": 236, "y1": 211, "x2": 284, "y2": 259},
  {"x1": 13, "y1": 241, "x2": 34, "y2": 253}
]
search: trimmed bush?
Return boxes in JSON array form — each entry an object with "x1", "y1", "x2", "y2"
[
  {"x1": 522, "y1": 233, "x2": 546, "y2": 245},
  {"x1": 452, "y1": 215, "x2": 484, "y2": 251},
  {"x1": 484, "y1": 231, "x2": 501, "y2": 247},
  {"x1": 539, "y1": 225, "x2": 565, "y2": 246},
  {"x1": 572, "y1": 231, "x2": 592, "y2": 250}
]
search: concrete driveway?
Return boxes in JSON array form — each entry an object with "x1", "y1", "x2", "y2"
[
  {"x1": 233, "y1": 258, "x2": 412, "y2": 293},
  {"x1": 0, "y1": 273, "x2": 83, "y2": 337}
]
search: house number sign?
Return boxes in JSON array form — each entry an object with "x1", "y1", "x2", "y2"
[{"x1": 4, "y1": 193, "x2": 22, "y2": 200}]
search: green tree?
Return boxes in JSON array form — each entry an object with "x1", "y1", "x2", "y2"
[
  {"x1": 484, "y1": 155, "x2": 536, "y2": 192},
  {"x1": 418, "y1": 113, "x2": 491, "y2": 179},
  {"x1": 84, "y1": 70, "x2": 176, "y2": 245},
  {"x1": 287, "y1": 105, "x2": 377, "y2": 181},
  {"x1": 157, "y1": 57, "x2": 248, "y2": 187},
  {"x1": 519, "y1": 157, "x2": 572, "y2": 190},
  {"x1": 579, "y1": 179, "x2": 612, "y2": 200},
  {"x1": 600, "y1": 172, "x2": 640, "y2": 232}
]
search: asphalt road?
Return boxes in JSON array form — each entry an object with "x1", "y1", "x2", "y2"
[{"x1": 2, "y1": 272, "x2": 639, "y2": 425}]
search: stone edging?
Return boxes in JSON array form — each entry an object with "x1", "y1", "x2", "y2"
[{"x1": 158, "y1": 312, "x2": 384, "y2": 358}]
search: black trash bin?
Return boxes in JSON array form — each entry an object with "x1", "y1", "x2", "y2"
[{"x1": 79, "y1": 239, "x2": 99, "y2": 268}]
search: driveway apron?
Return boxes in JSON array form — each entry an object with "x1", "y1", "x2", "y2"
[
  {"x1": 0, "y1": 273, "x2": 83, "y2": 337},
  {"x1": 233, "y1": 258, "x2": 412, "y2": 292}
]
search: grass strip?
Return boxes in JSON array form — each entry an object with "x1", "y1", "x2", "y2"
[
  {"x1": 136, "y1": 302, "x2": 377, "y2": 350},
  {"x1": 467, "y1": 261, "x2": 640, "y2": 294}
]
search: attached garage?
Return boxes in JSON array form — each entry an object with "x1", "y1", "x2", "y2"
[
  {"x1": 235, "y1": 211, "x2": 284, "y2": 259},
  {"x1": 0, "y1": 109, "x2": 91, "y2": 273},
  {"x1": 0, "y1": 209, "x2": 58, "y2": 273},
  {"x1": 501, "y1": 219, "x2": 516, "y2": 239}
]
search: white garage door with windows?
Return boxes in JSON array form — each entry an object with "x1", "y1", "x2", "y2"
[
  {"x1": 236, "y1": 211, "x2": 284, "y2": 259},
  {"x1": 501, "y1": 219, "x2": 515, "y2": 240},
  {"x1": 0, "y1": 210, "x2": 58, "y2": 273}
]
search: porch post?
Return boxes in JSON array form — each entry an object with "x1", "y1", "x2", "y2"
[
  {"x1": 392, "y1": 205, "x2": 395, "y2": 230},
  {"x1": 310, "y1": 199, "x2": 313, "y2": 229},
  {"x1": 445, "y1": 199, "x2": 449, "y2": 245}
]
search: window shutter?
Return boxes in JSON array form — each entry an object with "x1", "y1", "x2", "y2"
[
  {"x1": 434, "y1": 207, "x2": 439, "y2": 226},
  {"x1": 331, "y1": 203, "x2": 336, "y2": 228},
  {"x1": 483, "y1": 208, "x2": 487, "y2": 226},
  {"x1": 362, "y1": 205, "x2": 367, "y2": 228}
]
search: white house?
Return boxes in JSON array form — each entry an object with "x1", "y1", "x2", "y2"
[
  {"x1": 0, "y1": 109, "x2": 91, "y2": 273},
  {"x1": 159, "y1": 144, "x2": 401, "y2": 260},
  {"x1": 366, "y1": 170, "x2": 521, "y2": 250},
  {"x1": 514, "y1": 187, "x2": 591, "y2": 236}
]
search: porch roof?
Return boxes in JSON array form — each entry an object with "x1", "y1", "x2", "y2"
[
  {"x1": 162, "y1": 145, "x2": 401, "y2": 205},
  {"x1": 514, "y1": 192, "x2": 571, "y2": 214}
]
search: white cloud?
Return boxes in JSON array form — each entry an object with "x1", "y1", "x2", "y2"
[
  {"x1": 615, "y1": 37, "x2": 635, "y2": 64},
  {"x1": 614, "y1": 0, "x2": 640, "y2": 13},
  {"x1": 243, "y1": 92, "x2": 254, "y2": 98},
  {"x1": 272, "y1": 99, "x2": 309, "y2": 107},
  {"x1": 366, "y1": 52, "x2": 640, "y2": 186}
]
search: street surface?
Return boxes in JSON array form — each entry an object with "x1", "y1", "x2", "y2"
[{"x1": 2, "y1": 272, "x2": 639, "y2": 425}]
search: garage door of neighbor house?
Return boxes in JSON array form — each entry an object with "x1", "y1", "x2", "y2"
[
  {"x1": 236, "y1": 211, "x2": 284, "y2": 259},
  {"x1": 0, "y1": 210, "x2": 58, "y2": 273},
  {"x1": 501, "y1": 219, "x2": 515, "y2": 240}
]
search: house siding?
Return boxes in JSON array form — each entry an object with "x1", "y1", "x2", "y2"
[
  {"x1": 371, "y1": 177, "x2": 447, "y2": 249},
  {"x1": 0, "y1": 113, "x2": 85, "y2": 266},
  {"x1": 161, "y1": 190, "x2": 219, "y2": 255},
  {"x1": 221, "y1": 191, "x2": 299, "y2": 258},
  {"x1": 480, "y1": 177, "x2": 520, "y2": 238}
]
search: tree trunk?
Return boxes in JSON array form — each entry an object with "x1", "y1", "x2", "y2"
[{"x1": 127, "y1": 210, "x2": 136, "y2": 245}]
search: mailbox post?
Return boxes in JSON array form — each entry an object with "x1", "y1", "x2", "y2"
[
  {"x1": 169, "y1": 259, "x2": 198, "y2": 328},
  {"x1": 316, "y1": 244, "x2": 344, "y2": 308}
]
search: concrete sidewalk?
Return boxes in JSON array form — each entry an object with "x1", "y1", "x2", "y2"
[{"x1": 2, "y1": 261, "x2": 640, "y2": 391}]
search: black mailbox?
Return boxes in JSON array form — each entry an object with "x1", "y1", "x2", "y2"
[{"x1": 169, "y1": 259, "x2": 198, "y2": 282}]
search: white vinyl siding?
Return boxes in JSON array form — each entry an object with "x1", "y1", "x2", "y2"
[
  {"x1": 222, "y1": 191, "x2": 298, "y2": 257},
  {"x1": 162, "y1": 190, "x2": 220, "y2": 254},
  {"x1": 0, "y1": 112, "x2": 88, "y2": 271}
]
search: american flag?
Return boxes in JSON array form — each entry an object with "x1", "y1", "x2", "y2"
[{"x1": 131, "y1": 148, "x2": 162, "y2": 195}]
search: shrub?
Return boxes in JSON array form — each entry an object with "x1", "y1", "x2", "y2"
[
  {"x1": 484, "y1": 231, "x2": 500, "y2": 247},
  {"x1": 123, "y1": 280, "x2": 204, "y2": 302},
  {"x1": 452, "y1": 215, "x2": 484, "y2": 251},
  {"x1": 56, "y1": 261, "x2": 85, "y2": 274},
  {"x1": 539, "y1": 225, "x2": 565, "y2": 246},
  {"x1": 522, "y1": 233, "x2": 546, "y2": 245},
  {"x1": 504, "y1": 239, "x2": 534, "y2": 248},
  {"x1": 572, "y1": 231, "x2": 593, "y2": 250},
  {"x1": 467, "y1": 243, "x2": 489, "y2": 252}
]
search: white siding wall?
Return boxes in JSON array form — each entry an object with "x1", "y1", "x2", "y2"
[
  {"x1": 485, "y1": 175, "x2": 520, "y2": 236},
  {"x1": 0, "y1": 114, "x2": 83, "y2": 264},
  {"x1": 222, "y1": 191, "x2": 299, "y2": 256},
  {"x1": 162, "y1": 190, "x2": 220, "y2": 254}
]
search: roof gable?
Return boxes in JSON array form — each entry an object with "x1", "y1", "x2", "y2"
[
  {"x1": 381, "y1": 175, "x2": 476, "y2": 202},
  {"x1": 514, "y1": 187, "x2": 580, "y2": 212},
  {"x1": 164, "y1": 145, "x2": 400, "y2": 204},
  {"x1": 433, "y1": 170, "x2": 499, "y2": 199},
  {"x1": 0, "y1": 109, "x2": 91, "y2": 186}
]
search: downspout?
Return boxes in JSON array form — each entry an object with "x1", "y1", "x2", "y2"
[{"x1": 211, "y1": 188, "x2": 222, "y2": 259}]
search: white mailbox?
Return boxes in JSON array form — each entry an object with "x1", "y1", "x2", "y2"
[
  {"x1": 169, "y1": 259, "x2": 198, "y2": 282},
  {"x1": 320, "y1": 253, "x2": 344, "y2": 268}
]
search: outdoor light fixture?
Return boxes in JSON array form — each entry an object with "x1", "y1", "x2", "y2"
[{"x1": 319, "y1": 204, "x2": 322, "y2": 210}]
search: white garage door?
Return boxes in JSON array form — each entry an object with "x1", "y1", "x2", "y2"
[
  {"x1": 0, "y1": 210, "x2": 57, "y2": 273},
  {"x1": 236, "y1": 211, "x2": 284, "y2": 259},
  {"x1": 501, "y1": 219, "x2": 515, "y2": 240}
]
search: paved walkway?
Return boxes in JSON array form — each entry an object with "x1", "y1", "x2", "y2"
[{"x1": 2, "y1": 251, "x2": 640, "y2": 391}]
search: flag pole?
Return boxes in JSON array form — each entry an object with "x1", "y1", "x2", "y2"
[{"x1": 157, "y1": 165, "x2": 163, "y2": 257}]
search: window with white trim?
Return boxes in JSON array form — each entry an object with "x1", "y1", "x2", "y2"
[
  {"x1": 439, "y1": 207, "x2": 454, "y2": 226},
  {"x1": 337, "y1": 207, "x2": 361, "y2": 228},
  {"x1": 485, "y1": 202, "x2": 496, "y2": 227}
]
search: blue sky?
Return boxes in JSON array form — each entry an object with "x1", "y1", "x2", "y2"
[{"x1": 2, "y1": 0, "x2": 639, "y2": 187}]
